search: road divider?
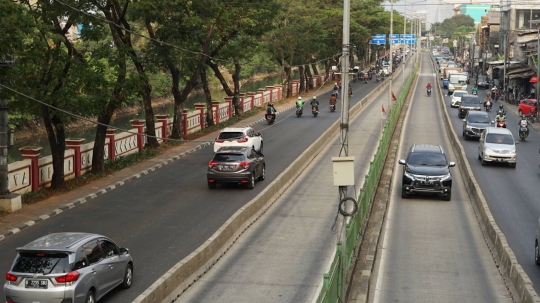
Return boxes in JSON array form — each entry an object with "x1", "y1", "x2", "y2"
[
  {"x1": 133, "y1": 69, "x2": 403, "y2": 303},
  {"x1": 430, "y1": 56, "x2": 540, "y2": 303}
]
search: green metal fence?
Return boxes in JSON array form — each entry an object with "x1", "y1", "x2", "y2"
[{"x1": 315, "y1": 62, "x2": 419, "y2": 303}]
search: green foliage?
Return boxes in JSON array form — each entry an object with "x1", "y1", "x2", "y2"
[{"x1": 433, "y1": 15, "x2": 475, "y2": 38}]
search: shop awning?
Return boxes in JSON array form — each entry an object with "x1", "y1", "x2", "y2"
[
  {"x1": 506, "y1": 67, "x2": 533, "y2": 76},
  {"x1": 509, "y1": 70, "x2": 537, "y2": 79}
]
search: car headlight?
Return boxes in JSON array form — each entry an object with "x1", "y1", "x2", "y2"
[
  {"x1": 510, "y1": 149, "x2": 516, "y2": 154},
  {"x1": 484, "y1": 147, "x2": 494, "y2": 154},
  {"x1": 476, "y1": 106, "x2": 481, "y2": 110},
  {"x1": 440, "y1": 173, "x2": 451, "y2": 181},
  {"x1": 404, "y1": 171, "x2": 415, "y2": 180},
  {"x1": 465, "y1": 125, "x2": 472, "y2": 129}
]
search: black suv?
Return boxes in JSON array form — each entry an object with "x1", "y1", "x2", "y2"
[
  {"x1": 207, "y1": 146, "x2": 265, "y2": 189},
  {"x1": 458, "y1": 95, "x2": 481, "y2": 119},
  {"x1": 398, "y1": 144, "x2": 456, "y2": 201}
]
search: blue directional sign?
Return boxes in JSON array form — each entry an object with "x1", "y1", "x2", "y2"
[
  {"x1": 400, "y1": 34, "x2": 416, "y2": 38},
  {"x1": 390, "y1": 34, "x2": 399, "y2": 39},
  {"x1": 374, "y1": 34, "x2": 385, "y2": 38},
  {"x1": 391, "y1": 39, "x2": 400, "y2": 44},
  {"x1": 371, "y1": 37, "x2": 386, "y2": 45}
]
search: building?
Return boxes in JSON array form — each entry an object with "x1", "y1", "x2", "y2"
[
  {"x1": 460, "y1": 4, "x2": 492, "y2": 24},
  {"x1": 425, "y1": 0, "x2": 455, "y2": 28}
]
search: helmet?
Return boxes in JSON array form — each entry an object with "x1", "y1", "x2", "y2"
[
  {"x1": 313, "y1": 96, "x2": 317, "y2": 100},
  {"x1": 499, "y1": 104, "x2": 504, "y2": 109},
  {"x1": 497, "y1": 110, "x2": 503, "y2": 115},
  {"x1": 428, "y1": 82, "x2": 431, "y2": 84},
  {"x1": 298, "y1": 97, "x2": 302, "y2": 100}
]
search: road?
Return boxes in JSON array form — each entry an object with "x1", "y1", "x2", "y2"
[
  {"x1": 369, "y1": 53, "x2": 512, "y2": 302},
  {"x1": 0, "y1": 60, "x2": 408, "y2": 302},
  {"x1": 440, "y1": 60, "x2": 540, "y2": 294},
  {"x1": 173, "y1": 55, "x2": 415, "y2": 303}
]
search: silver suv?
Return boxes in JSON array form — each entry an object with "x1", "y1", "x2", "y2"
[{"x1": 4, "y1": 233, "x2": 133, "y2": 303}]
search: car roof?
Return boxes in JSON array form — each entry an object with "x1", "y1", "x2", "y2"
[
  {"x1": 485, "y1": 127, "x2": 513, "y2": 135},
  {"x1": 410, "y1": 144, "x2": 444, "y2": 154},
  {"x1": 467, "y1": 110, "x2": 488, "y2": 116},
  {"x1": 17, "y1": 232, "x2": 103, "y2": 253},
  {"x1": 220, "y1": 127, "x2": 252, "y2": 132}
]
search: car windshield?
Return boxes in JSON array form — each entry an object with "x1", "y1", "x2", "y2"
[
  {"x1": 407, "y1": 152, "x2": 447, "y2": 166},
  {"x1": 469, "y1": 115, "x2": 490, "y2": 123},
  {"x1": 12, "y1": 252, "x2": 69, "y2": 274},
  {"x1": 462, "y1": 96, "x2": 479, "y2": 105},
  {"x1": 218, "y1": 132, "x2": 244, "y2": 140},
  {"x1": 478, "y1": 76, "x2": 487, "y2": 82},
  {"x1": 486, "y1": 133, "x2": 514, "y2": 145},
  {"x1": 453, "y1": 92, "x2": 466, "y2": 98},
  {"x1": 213, "y1": 153, "x2": 245, "y2": 162}
]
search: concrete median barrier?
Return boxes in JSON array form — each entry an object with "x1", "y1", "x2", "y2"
[
  {"x1": 133, "y1": 77, "x2": 395, "y2": 303},
  {"x1": 430, "y1": 57, "x2": 540, "y2": 303}
]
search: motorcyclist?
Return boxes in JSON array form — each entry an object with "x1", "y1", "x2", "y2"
[
  {"x1": 329, "y1": 93, "x2": 337, "y2": 105},
  {"x1": 267, "y1": 101, "x2": 276, "y2": 115},
  {"x1": 296, "y1": 96, "x2": 304, "y2": 109},
  {"x1": 498, "y1": 104, "x2": 506, "y2": 115},
  {"x1": 310, "y1": 96, "x2": 320, "y2": 112},
  {"x1": 333, "y1": 83, "x2": 339, "y2": 94},
  {"x1": 495, "y1": 110, "x2": 506, "y2": 122},
  {"x1": 337, "y1": 81, "x2": 342, "y2": 89},
  {"x1": 518, "y1": 114, "x2": 531, "y2": 137},
  {"x1": 484, "y1": 98, "x2": 492, "y2": 110},
  {"x1": 472, "y1": 85, "x2": 478, "y2": 95},
  {"x1": 349, "y1": 83, "x2": 353, "y2": 96},
  {"x1": 426, "y1": 82, "x2": 432, "y2": 90}
]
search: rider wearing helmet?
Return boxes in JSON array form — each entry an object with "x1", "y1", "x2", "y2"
[
  {"x1": 498, "y1": 104, "x2": 506, "y2": 115},
  {"x1": 310, "y1": 96, "x2": 320, "y2": 112},
  {"x1": 296, "y1": 96, "x2": 304, "y2": 108},
  {"x1": 426, "y1": 82, "x2": 432, "y2": 89},
  {"x1": 495, "y1": 110, "x2": 506, "y2": 121}
]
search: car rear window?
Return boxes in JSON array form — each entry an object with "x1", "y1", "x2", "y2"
[
  {"x1": 12, "y1": 252, "x2": 69, "y2": 274},
  {"x1": 408, "y1": 152, "x2": 447, "y2": 166},
  {"x1": 468, "y1": 114, "x2": 490, "y2": 123},
  {"x1": 218, "y1": 132, "x2": 244, "y2": 140},
  {"x1": 461, "y1": 96, "x2": 480, "y2": 105},
  {"x1": 486, "y1": 134, "x2": 514, "y2": 145},
  {"x1": 454, "y1": 91, "x2": 466, "y2": 97},
  {"x1": 213, "y1": 153, "x2": 245, "y2": 162}
]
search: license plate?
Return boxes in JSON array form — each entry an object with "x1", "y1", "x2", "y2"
[
  {"x1": 220, "y1": 165, "x2": 235, "y2": 170},
  {"x1": 26, "y1": 279, "x2": 47, "y2": 289},
  {"x1": 497, "y1": 159, "x2": 503, "y2": 162}
]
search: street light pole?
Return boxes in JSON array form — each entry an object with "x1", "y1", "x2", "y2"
[{"x1": 389, "y1": 0, "x2": 394, "y2": 114}]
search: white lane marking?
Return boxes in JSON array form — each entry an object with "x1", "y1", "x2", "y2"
[{"x1": 372, "y1": 59, "x2": 421, "y2": 303}]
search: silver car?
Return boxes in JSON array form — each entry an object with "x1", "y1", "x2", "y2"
[
  {"x1": 478, "y1": 127, "x2": 517, "y2": 168},
  {"x1": 4, "y1": 233, "x2": 133, "y2": 303}
]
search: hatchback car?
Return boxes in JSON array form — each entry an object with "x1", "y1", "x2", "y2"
[
  {"x1": 4, "y1": 233, "x2": 133, "y2": 303},
  {"x1": 462, "y1": 111, "x2": 492, "y2": 139},
  {"x1": 398, "y1": 144, "x2": 455, "y2": 201},
  {"x1": 518, "y1": 99, "x2": 537, "y2": 116},
  {"x1": 451, "y1": 91, "x2": 467, "y2": 107},
  {"x1": 478, "y1": 127, "x2": 517, "y2": 168},
  {"x1": 458, "y1": 95, "x2": 482, "y2": 118},
  {"x1": 214, "y1": 126, "x2": 263, "y2": 153},
  {"x1": 476, "y1": 75, "x2": 490, "y2": 89},
  {"x1": 207, "y1": 146, "x2": 265, "y2": 189}
]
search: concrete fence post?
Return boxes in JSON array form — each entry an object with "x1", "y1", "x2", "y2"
[
  {"x1": 130, "y1": 120, "x2": 145, "y2": 152},
  {"x1": 266, "y1": 86, "x2": 274, "y2": 103},
  {"x1": 182, "y1": 109, "x2": 189, "y2": 137},
  {"x1": 212, "y1": 101, "x2": 221, "y2": 123},
  {"x1": 193, "y1": 104, "x2": 206, "y2": 130},
  {"x1": 65, "y1": 139, "x2": 85, "y2": 177},
  {"x1": 105, "y1": 129, "x2": 117, "y2": 160},
  {"x1": 155, "y1": 114, "x2": 169, "y2": 139},
  {"x1": 19, "y1": 147, "x2": 42, "y2": 192}
]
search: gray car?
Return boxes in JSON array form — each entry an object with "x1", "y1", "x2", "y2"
[
  {"x1": 4, "y1": 232, "x2": 133, "y2": 303},
  {"x1": 458, "y1": 94, "x2": 482, "y2": 119},
  {"x1": 477, "y1": 127, "x2": 517, "y2": 168},
  {"x1": 462, "y1": 111, "x2": 493, "y2": 139}
]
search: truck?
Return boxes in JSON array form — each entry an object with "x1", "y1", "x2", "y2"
[{"x1": 448, "y1": 73, "x2": 468, "y2": 95}]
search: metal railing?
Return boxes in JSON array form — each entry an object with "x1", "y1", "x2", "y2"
[{"x1": 315, "y1": 61, "x2": 419, "y2": 303}]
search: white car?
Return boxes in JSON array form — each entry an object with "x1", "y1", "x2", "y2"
[
  {"x1": 214, "y1": 126, "x2": 263, "y2": 153},
  {"x1": 451, "y1": 91, "x2": 467, "y2": 108},
  {"x1": 382, "y1": 64, "x2": 391, "y2": 75},
  {"x1": 478, "y1": 127, "x2": 517, "y2": 168}
]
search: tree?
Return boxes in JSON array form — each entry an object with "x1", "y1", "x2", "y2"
[{"x1": 438, "y1": 15, "x2": 475, "y2": 38}]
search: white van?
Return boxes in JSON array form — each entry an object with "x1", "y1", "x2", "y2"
[{"x1": 448, "y1": 73, "x2": 468, "y2": 95}]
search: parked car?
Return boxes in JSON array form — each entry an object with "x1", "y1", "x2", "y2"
[
  {"x1": 451, "y1": 91, "x2": 467, "y2": 108},
  {"x1": 476, "y1": 75, "x2": 490, "y2": 89},
  {"x1": 458, "y1": 95, "x2": 482, "y2": 118},
  {"x1": 518, "y1": 99, "x2": 537, "y2": 116},
  {"x1": 478, "y1": 127, "x2": 517, "y2": 168},
  {"x1": 4, "y1": 233, "x2": 133, "y2": 303},
  {"x1": 462, "y1": 111, "x2": 492, "y2": 139},
  {"x1": 398, "y1": 144, "x2": 455, "y2": 201},
  {"x1": 214, "y1": 126, "x2": 263, "y2": 153},
  {"x1": 207, "y1": 146, "x2": 265, "y2": 189}
]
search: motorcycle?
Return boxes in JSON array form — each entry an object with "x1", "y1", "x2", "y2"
[
  {"x1": 312, "y1": 105, "x2": 319, "y2": 117},
  {"x1": 265, "y1": 107, "x2": 276, "y2": 124},
  {"x1": 472, "y1": 89, "x2": 478, "y2": 95},
  {"x1": 364, "y1": 76, "x2": 368, "y2": 84},
  {"x1": 496, "y1": 119, "x2": 507, "y2": 128},
  {"x1": 376, "y1": 75, "x2": 380, "y2": 83},
  {"x1": 519, "y1": 126, "x2": 529, "y2": 141},
  {"x1": 329, "y1": 103, "x2": 336, "y2": 112},
  {"x1": 295, "y1": 105, "x2": 303, "y2": 117},
  {"x1": 427, "y1": 88, "x2": 431, "y2": 97},
  {"x1": 484, "y1": 101, "x2": 492, "y2": 111}
]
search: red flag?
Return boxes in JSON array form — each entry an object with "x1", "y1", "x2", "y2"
[
  {"x1": 382, "y1": 105, "x2": 386, "y2": 115},
  {"x1": 391, "y1": 91, "x2": 397, "y2": 101}
]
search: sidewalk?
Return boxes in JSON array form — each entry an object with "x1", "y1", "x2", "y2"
[{"x1": 0, "y1": 91, "x2": 317, "y2": 240}]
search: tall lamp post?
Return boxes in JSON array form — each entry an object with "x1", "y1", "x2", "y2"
[{"x1": 404, "y1": 0, "x2": 425, "y2": 84}]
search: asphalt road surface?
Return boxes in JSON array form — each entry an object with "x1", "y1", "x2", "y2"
[
  {"x1": 440, "y1": 59, "x2": 540, "y2": 294},
  {"x1": 0, "y1": 61, "x2": 408, "y2": 303},
  {"x1": 368, "y1": 53, "x2": 512, "y2": 302}
]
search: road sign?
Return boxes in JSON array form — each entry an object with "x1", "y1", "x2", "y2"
[
  {"x1": 390, "y1": 34, "x2": 399, "y2": 39},
  {"x1": 374, "y1": 34, "x2": 385, "y2": 38},
  {"x1": 392, "y1": 39, "x2": 400, "y2": 44},
  {"x1": 371, "y1": 38, "x2": 386, "y2": 45},
  {"x1": 400, "y1": 34, "x2": 416, "y2": 38}
]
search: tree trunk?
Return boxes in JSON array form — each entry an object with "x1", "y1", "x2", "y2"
[
  {"x1": 311, "y1": 62, "x2": 319, "y2": 76},
  {"x1": 92, "y1": 116, "x2": 111, "y2": 173},
  {"x1": 232, "y1": 62, "x2": 242, "y2": 116},
  {"x1": 305, "y1": 64, "x2": 313, "y2": 91},
  {"x1": 298, "y1": 65, "x2": 305, "y2": 93},
  {"x1": 200, "y1": 67, "x2": 214, "y2": 127},
  {"x1": 169, "y1": 69, "x2": 200, "y2": 139},
  {"x1": 41, "y1": 105, "x2": 66, "y2": 189},
  {"x1": 284, "y1": 66, "x2": 292, "y2": 98}
]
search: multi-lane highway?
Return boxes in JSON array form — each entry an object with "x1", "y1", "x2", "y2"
[
  {"x1": 369, "y1": 53, "x2": 512, "y2": 302},
  {"x1": 0, "y1": 58, "x2": 412, "y2": 302},
  {"x1": 440, "y1": 60, "x2": 540, "y2": 294}
]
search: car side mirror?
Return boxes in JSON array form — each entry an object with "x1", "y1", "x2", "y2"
[
  {"x1": 120, "y1": 247, "x2": 130, "y2": 255},
  {"x1": 479, "y1": 138, "x2": 483, "y2": 142},
  {"x1": 462, "y1": 119, "x2": 466, "y2": 122},
  {"x1": 448, "y1": 161, "x2": 456, "y2": 167},
  {"x1": 398, "y1": 159, "x2": 406, "y2": 165},
  {"x1": 515, "y1": 141, "x2": 520, "y2": 144},
  {"x1": 491, "y1": 121, "x2": 495, "y2": 124},
  {"x1": 257, "y1": 133, "x2": 261, "y2": 136}
]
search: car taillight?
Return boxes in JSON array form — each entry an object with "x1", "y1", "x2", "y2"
[
  {"x1": 215, "y1": 137, "x2": 224, "y2": 143},
  {"x1": 6, "y1": 272, "x2": 17, "y2": 282},
  {"x1": 237, "y1": 136, "x2": 248, "y2": 143},
  {"x1": 239, "y1": 161, "x2": 250, "y2": 169},
  {"x1": 55, "y1": 271, "x2": 80, "y2": 283},
  {"x1": 208, "y1": 161, "x2": 219, "y2": 168}
]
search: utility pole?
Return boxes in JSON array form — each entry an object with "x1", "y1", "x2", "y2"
[
  {"x1": 389, "y1": 0, "x2": 394, "y2": 114},
  {"x1": 0, "y1": 54, "x2": 20, "y2": 212}
]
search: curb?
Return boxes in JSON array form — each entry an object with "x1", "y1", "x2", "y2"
[{"x1": 0, "y1": 142, "x2": 212, "y2": 243}]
